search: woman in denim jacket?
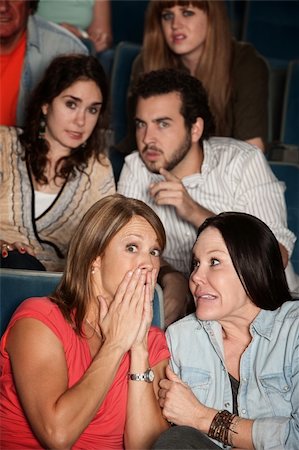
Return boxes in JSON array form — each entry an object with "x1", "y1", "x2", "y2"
[{"x1": 154, "y1": 212, "x2": 298, "y2": 450}]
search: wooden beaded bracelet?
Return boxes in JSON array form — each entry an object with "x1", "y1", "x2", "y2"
[{"x1": 208, "y1": 410, "x2": 236, "y2": 446}]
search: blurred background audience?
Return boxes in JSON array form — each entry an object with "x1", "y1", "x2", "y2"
[
  {"x1": 37, "y1": 0, "x2": 113, "y2": 73},
  {"x1": 0, "y1": 0, "x2": 88, "y2": 127}
]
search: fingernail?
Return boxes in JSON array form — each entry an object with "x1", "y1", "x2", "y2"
[
  {"x1": 20, "y1": 247, "x2": 26, "y2": 253},
  {"x1": 2, "y1": 250, "x2": 8, "y2": 258}
]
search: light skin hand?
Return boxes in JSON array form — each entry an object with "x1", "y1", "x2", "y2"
[
  {"x1": 97, "y1": 268, "x2": 148, "y2": 352},
  {"x1": 246, "y1": 137, "x2": 265, "y2": 152},
  {"x1": 88, "y1": 29, "x2": 112, "y2": 52},
  {"x1": 149, "y1": 168, "x2": 213, "y2": 228},
  {"x1": 0, "y1": 239, "x2": 35, "y2": 258},
  {"x1": 159, "y1": 366, "x2": 216, "y2": 432},
  {"x1": 132, "y1": 269, "x2": 158, "y2": 348},
  {"x1": 88, "y1": 0, "x2": 112, "y2": 52}
]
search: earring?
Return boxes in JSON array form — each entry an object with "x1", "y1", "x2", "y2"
[
  {"x1": 38, "y1": 114, "x2": 46, "y2": 140},
  {"x1": 91, "y1": 267, "x2": 95, "y2": 274},
  {"x1": 81, "y1": 141, "x2": 87, "y2": 148}
]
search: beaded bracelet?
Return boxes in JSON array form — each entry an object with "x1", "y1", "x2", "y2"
[{"x1": 208, "y1": 410, "x2": 236, "y2": 446}]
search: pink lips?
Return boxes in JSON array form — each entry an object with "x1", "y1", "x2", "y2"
[
  {"x1": 172, "y1": 33, "x2": 186, "y2": 44},
  {"x1": 194, "y1": 292, "x2": 217, "y2": 303},
  {"x1": 66, "y1": 131, "x2": 83, "y2": 140},
  {"x1": 143, "y1": 148, "x2": 162, "y2": 161}
]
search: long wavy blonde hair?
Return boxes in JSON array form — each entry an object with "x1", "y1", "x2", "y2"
[{"x1": 142, "y1": 0, "x2": 233, "y2": 134}]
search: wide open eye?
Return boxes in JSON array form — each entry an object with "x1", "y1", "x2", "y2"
[
  {"x1": 126, "y1": 244, "x2": 138, "y2": 253},
  {"x1": 150, "y1": 248, "x2": 161, "y2": 257},
  {"x1": 210, "y1": 258, "x2": 220, "y2": 267},
  {"x1": 191, "y1": 259, "x2": 200, "y2": 270}
]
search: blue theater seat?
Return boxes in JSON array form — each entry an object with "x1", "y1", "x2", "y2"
[
  {"x1": 0, "y1": 269, "x2": 164, "y2": 336},
  {"x1": 269, "y1": 162, "x2": 299, "y2": 274},
  {"x1": 280, "y1": 60, "x2": 299, "y2": 146},
  {"x1": 242, "y1": 1, "x2": 299, "y2": 61},
  {"x1": 110, "y1": 41, "x2": 141, "y2": 146}
]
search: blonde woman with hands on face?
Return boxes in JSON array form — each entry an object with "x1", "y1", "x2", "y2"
[{"x1": 0, "y1": 194, "x2": 170, "y2": 449}]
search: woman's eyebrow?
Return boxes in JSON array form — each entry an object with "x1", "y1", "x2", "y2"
[{"x1": 62, "y1": 95, "x2": 102, "y2": 106}]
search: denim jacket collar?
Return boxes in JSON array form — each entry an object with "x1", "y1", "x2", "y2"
[{"x1": 198, "y1": 308, "x2": 275, "y2": 342}]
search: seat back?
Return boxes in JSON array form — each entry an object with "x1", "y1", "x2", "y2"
[
  {"x1": 269, "y1": 162, "x2": 299, "y2": 274},
  {"x1": 242, "y1": 1, "x2": 299, "y2": 61},
  {"x1": 0, "y1": 269, "x2": 164, "y2": 335},
  {"x1": 110, "y1": 41, "x2": 141, "y2": 146},
  {"x1": 266, "y1": 58, "x2": 289, "y2": 143},
  {"x1": 280, "y1": 60, "x2": 299, "y2": 146},
  {"x1": 111, "y1": 1, "x2": 149, "y2": 46},
  {"x1": 0, "y1": 269, "x2": 61, "y2": 335}
]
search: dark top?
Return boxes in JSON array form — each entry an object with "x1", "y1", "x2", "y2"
[{"x1": 229, "y1": 373, "x2": 240, "y2": 415}]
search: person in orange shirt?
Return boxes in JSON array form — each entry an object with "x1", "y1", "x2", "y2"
[{"x1": 0, "y1": 0, "x2": 87, "y2": 126}]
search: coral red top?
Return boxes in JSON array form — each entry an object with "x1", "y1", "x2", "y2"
[{"x1": 0, "y1": 297, "x2": 170, "y2": 449}]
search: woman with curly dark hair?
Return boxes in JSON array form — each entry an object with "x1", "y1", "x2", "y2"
[{"x1": 0, "y1": 53, "x2": 115, "y2": 271}]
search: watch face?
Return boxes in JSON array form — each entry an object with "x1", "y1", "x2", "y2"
[{"x1": 146, "y1": 369, "x2": 155, "y2": 382}]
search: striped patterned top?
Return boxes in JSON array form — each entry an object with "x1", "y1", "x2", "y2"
[{"x1": 118, "y1": 137, "x2": 296, "y2": 283}]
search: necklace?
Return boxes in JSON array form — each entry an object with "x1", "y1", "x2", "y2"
[{"x1": 85, "y1": 318, "x2": 102, "y2": 339}]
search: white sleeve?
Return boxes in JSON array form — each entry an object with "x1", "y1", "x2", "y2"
[
  {"x1": 117, "y1": 156, "x2": 147, "y2": 201},
  {"x1": 233, "y1": 149, "x2": 296, "y2": 257}
]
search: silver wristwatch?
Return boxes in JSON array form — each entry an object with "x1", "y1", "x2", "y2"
[{"x1": 128, "y1": 368, "x2": 155, "y2": 383}]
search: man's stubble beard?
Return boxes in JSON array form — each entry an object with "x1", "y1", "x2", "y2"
[{"x1": 140, "y1": 130, "x2": 192, "y2": 174}]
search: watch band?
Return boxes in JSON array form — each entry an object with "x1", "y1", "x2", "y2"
[{"x1": 128, "y1": 368, "x2": 155, "y2": 383}]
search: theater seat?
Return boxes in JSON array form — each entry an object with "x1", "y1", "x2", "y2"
[
  {"x1": 280, "y1": 60, "x2": 299, "y2": 146},
  {"x1": 269, "y1": 162, "x2": 299, "y2": 275},
  {"x1": 0, "y1": 269, "x2": 165, "y2": 336},
  {"x1": 242, "y1": 1, "x2": 299, "y2": 61},
  {"x1": 110, "y1": 41, "x2": 141, "y2": 146}
]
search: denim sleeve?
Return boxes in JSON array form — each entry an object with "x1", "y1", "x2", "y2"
[
  {"x1": 253, "y1": 417, "x2": 290, "y2": 449},
  {"x1": 252, "y1": 339, "x2": 299, "y2": 450}
]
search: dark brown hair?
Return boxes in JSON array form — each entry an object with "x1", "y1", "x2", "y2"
[
  {"x1": 20, "y1": 54, "x2": 109, "y2": 184},
  {"x1": 195, "y1": 212, "x2": 292, "y2": 310},
  {"x1": 133, "y1": 68, "x2": 215, "y2": 144},
  {"x1": 29, "y1": 1, "x2": 40, "y2": 14}
]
